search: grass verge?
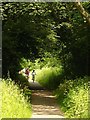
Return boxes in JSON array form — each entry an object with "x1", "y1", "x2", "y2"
[{"x1": 1, "y1": 78, "x2": 32, "y2": 118}]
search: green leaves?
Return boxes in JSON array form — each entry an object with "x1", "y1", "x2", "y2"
[
  {"x1": 36, "y1": 66, "x2": 62, "y2": 90},
  {"x1": 55, "y1": 76, "x2": 89, "y2": 118},
  {"x1": 1, "y1": 79, "x2": 32, "y2": 118},
  {"x1": 2, "y1": 2, "x2": 90, "y2": 79}
]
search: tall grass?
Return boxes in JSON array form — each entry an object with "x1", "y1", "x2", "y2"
[
  {"x1": 55, "y1": 76, "x2": 89, "y2": 118},
  {"x1": 1, "y1": 78, "x2": 32, "y2": 118},
  {"x1": 36, "y1": 66, "x2": 63, "y2": 89}
]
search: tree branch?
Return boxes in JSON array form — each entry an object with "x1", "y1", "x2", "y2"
[{"x1": 75, "y1": 0, "x2": 90, "y2": 25}]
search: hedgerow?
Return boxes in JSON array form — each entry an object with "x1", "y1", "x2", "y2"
[
  {"x1": 1, "y1": 78, "x2": 32, "y2": 118},
  {"x1": 55, "y1": 76, "x2": 89, "y2": 118}
]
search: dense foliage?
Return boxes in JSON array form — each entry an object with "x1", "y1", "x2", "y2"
[
  {"x1": 2, "y1": 2, "x2": 90, "y2": 79},
  {"x1": 36, "y1": 67, "x2": 63, "y2": 89},
  {"x1": 55, "y1": 76, "x2": 88, "y2": 118},
  {"x1": 1, "y1": 79, "x2": 32, "y2": 118}
]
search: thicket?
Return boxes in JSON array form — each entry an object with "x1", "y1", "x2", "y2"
[
  {"x1": 2, "y1": 2, "x2": 90, "y2": 79},
  {"x1": 36, "y1": 67, "x2": 62, "y2": 89},
  {"x1": 55, "y1": 76, "x2": 89, "y2": 118},
  {"x1": 1, "y1": 78, "x2": 32, "y2": 118}
]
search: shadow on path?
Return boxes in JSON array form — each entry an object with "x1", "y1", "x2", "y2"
[
  {"x1": 28, "y1": 80, "x2": 45, "y2": 90},
  {"x1": 31, "y1": 90, "x2": 64, "y2": 116},
  {"x1": 28, "y1": 80, "x2": 64, "y2": 118}
]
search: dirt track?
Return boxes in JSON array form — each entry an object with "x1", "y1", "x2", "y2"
[
  {"x1": 28, "y1": 80, "x2": 64, "y2": 118},
  {"x1": 31, "y1": 90, "x2": 64, "y2": 118}
]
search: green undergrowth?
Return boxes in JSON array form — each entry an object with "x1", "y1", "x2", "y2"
[
  {"x1": 1, "y1": 78, "x2": 32, "y2": 118},
  {"x1": 55, "y1": 76, "x2": 89, "y2": 118},
  {"x1": 16, "y1": 74, "x2": 29, "y2": 88},
  {"x1": 36, "y1": 66, "x2": 63, "y2": 90}
]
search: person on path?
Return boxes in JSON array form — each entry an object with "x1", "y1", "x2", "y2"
[
  {"x1": 19, "y1": 68, "x2": 30, "y2": 80},
  {"x1": 25, "y1": 68, "x2": 30, "y2": 79},
  {"x1": 31, "y1": 70, "x2": 36, "y2": 83}
]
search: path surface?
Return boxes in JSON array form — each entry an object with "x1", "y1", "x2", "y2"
[
  {"x1": 28, "y1": 80, "x2": 64, "y2": 118},
  {"x1": 28, "y1": 80, "x2": 45, "y2": 90}
]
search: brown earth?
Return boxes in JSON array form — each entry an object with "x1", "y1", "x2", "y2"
[
  {"x1": 31, "y1": 90, "x2": 64, "y2": 118},
  {"x1": 28, "y1": 80, "x2": 64, "y2": 118}
]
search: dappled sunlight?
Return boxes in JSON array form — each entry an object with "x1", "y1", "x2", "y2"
[
  {"x1": 32, "y1": 90, "x2": 55, "y2": 97},
  {"x1": 31, "y1": 90, "x2": 64, "y2": 116}
]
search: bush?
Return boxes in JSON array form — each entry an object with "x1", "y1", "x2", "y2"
[
  {"x1": 63, "y1": 86, "x2": 88, "y2": 118},
  {"x1": 55, "y1": 76, "x2": 89, "y2": 118},
  {"x1": 19, "y1": 57, "x2": 35, "y2": 71},
  {"x1": 16, "y1": 74, "x2": 29, "y2": 88},
  {"x1": 36, "y1": 66, "x2": 63, "y2": 90},
  {"x1": 1, "y1": 78, "x2": 32, "y2": 118}
]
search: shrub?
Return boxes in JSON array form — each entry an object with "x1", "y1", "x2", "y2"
[
  {"x1": 1, "y1": 79, "x2": 32, "y2": 118},
  {"x1": 20, "y1": 58, "x2": 31, "y2": 68},
  {"x1": 36, "y1": 66, "x2": 63, "y2": 89},
  {"x1": 16, "y1": 74, "x2": 29, "y2": 88},
  {"x1": 55, "y1": 76, "x2": 89, "y2": 118},
  {"x1": 63, "y1": 86, "x2": 88, "y2": 118}
]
